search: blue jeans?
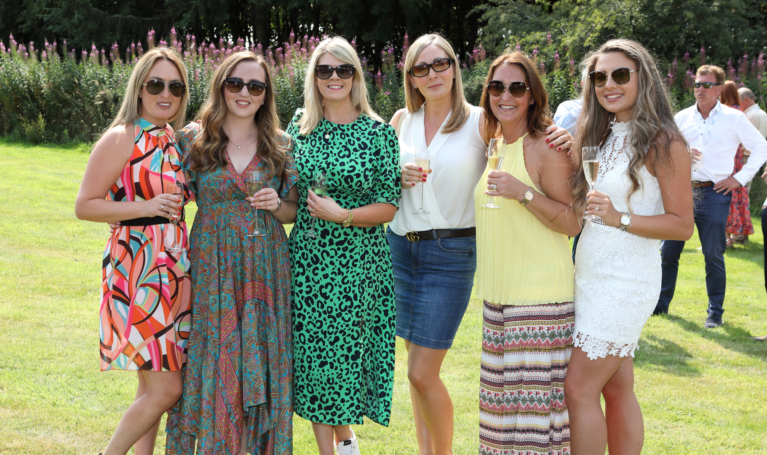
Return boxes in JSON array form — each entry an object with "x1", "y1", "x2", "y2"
[
  {"x1": 656, "y1": 186, "x2": 731, "y2": 317},
  {"x1": 386, "y1": 228, "x2": 477, "y2": 350}
]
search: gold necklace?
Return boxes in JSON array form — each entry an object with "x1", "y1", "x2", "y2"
[{"x1": 225, "y1": 130, "x2": 256, "y2": 149}]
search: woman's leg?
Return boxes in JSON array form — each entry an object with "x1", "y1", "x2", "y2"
[
  {"x1": 564, "y1": 347, "x2": 624, "y2": 455},
  {"x1": 405, "y1": 341, "x2": 452, "y2": 455},
  {"x1": 102, "y1": 370, "x2": 183, "y2": 455},
  {"x1": 132, "y1": 372, "x2": 163, "y2": 455},
  {"x1": 602, "y1": 359, "x2": 644, "y2": 455},
  {"x1": 312, "y1": 422, "x2": 337, "y2": 455}
]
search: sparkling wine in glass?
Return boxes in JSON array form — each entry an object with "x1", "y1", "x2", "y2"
[
  {"x1": 413, "y1": 150, "x2": 431, "y2": 215},
  {"x1": 304, "y1": 171, "x2": 327, "y2": 239},
  {"x1": 166, "y1": 179, "x2": 186, "y2": 253},
  {"x1": 246, "y1": 170, "x2": 266, "y2": 237},
  {"x1": 581, "y1": 146, "x2": 600, "y2": 220},
  {"x1": 482, "y1": 138, "x2": 505, "y2": 209}
]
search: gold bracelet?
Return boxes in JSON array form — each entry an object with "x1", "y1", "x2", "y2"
[{"x1": 342, "y1": 209, "x2": 354, "y2": 228}]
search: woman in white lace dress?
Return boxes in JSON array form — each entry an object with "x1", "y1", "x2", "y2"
[{"x1": 565, "y1": 39, "x2": 694, "y2": 454}]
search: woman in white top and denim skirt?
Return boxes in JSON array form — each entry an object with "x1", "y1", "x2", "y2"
[{"x1": 387, "y1": 33, "x2": 574, "y2": 454}]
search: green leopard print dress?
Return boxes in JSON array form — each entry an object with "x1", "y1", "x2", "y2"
[{"x1": 286, "y1": 111, "x2": 400, "y2": 426}]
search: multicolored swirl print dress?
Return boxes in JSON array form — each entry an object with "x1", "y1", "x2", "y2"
[
  {"x1": 100, "y1": 118, "x2": 192, "y2": 372},
  {"x1": 286, "y1": 112, "x2": 401, "y2": 427},
  {"x1": 165, "y1": 123, "x2": 297, "y2": 455}
]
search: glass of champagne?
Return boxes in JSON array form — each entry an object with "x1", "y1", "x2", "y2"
[
  {"x1": 165, "y1": 179, "x2": 186, "y2": 253},
  {"x1": 246, "y1": 170, "x2": 266, "y2": 237},
  {"x1": 304, "y1": 171, "x2": 327, "y2": 239},
  {"x1": 413, "y1": 150, "x2": 430, "y2": 215},
  {"x1": 482, "y1": 138, "x2": 505, "y2": 209},
  {"x1": 581, "y1": 146, "x2": 600, "y2": 220}
]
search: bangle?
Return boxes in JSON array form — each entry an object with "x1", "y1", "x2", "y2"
[
  {"x1": 272, "y1": 198, "x2": 282, "y2": 213},
  {"x1": 342, "y1": 209, "x2": 354, "y2": 227}
]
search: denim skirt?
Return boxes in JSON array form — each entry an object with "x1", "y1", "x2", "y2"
[{"x1": 386, "y1": 227, "x2": 477, "y2": 350}]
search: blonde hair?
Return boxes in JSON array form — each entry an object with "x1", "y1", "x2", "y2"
[
  {"x1": 403, "y1": 34, "x2": 471, "y2": 134},
  {"x1": 697, "y1": 65, "x2": 725, "y2": 85},
  {"x1": 571, "y1": 39, "x2": 685, "y2": 217},
  {"x1": 186, "y1": 52, "x2": 287, "y2": 179},
  {"x1": 298, "y1": 37, "x2": 382, "y2": 135},
  {"x1": 109, "y1": 47, "x2": 188, "y2": 131}
]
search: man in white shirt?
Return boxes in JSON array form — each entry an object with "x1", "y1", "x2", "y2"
[
  {"x1": 553, "y1": 68, "x2": 587, "y2": 137},
  {"x1": 654, "y1": 65, "x2": 767, "y2": 328},
  {"x1": 738, "y1": 88, "x2": 767, "y2": 139}
]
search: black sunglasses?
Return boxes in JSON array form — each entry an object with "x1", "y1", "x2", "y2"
[
  {"x1": 315, "y1": 64, "x2": 355, "y2": 80},
  {"x1": 486, "y1": 80, "x2": 530, "y2": 98},
  {"x1": 589, "y1": 68, "x2": 635, "y2": 88},
  {"x1": 694, "y1": 81, "x2": 722, "y2": 89},
  {"x1": 409, "y1": 57, "x2": 453, "y2": 78},
  {"x1": 143, "y1": 79, "x2": 186, "y2": 97},
  {"x1": 224, "y1": 77, "x2": 267, "y2": 96}
]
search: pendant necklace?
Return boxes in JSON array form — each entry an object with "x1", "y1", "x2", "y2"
[{"x1": 226, "y1": 130, "x2": 256, "y2": 149}]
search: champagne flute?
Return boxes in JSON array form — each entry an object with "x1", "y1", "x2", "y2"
[
  {"x1": 482, "y1": 138, "x2": 505, "y2": 209},
  {"x1": 581, "y1": 146, "x2": 600, "y2": 220},
  {"x1": 304, "y1": 171, "x2": 327, "y2": 239},
  {"x1": 413, "y1": 150, "x2": 430, "y2": 215},
  {"x1": 165, "y1": 179, "x2": 186, "y2": 253},
  {"x1": 246, "y1": 170, "x2": 266, "y2": 237}
]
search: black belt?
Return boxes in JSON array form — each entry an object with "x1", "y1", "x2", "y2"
[
  {"x1": 404, "y1": 227, "x2": 475, "y2": 243},
  {"x1": 692, "y1": 181, "x2": 713, "y2": 188},
  {"x1": 122, "y1": 210, "x2": 185, "y2": 227}
]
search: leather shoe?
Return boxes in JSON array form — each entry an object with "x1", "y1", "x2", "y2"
[{"x1": 704, "y1": 315, "x2": 722, "y2": 328}]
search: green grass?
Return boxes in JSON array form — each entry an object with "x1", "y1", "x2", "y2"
[{"x1": 1, "y1": 140, "x2": 766, "y2": 454}]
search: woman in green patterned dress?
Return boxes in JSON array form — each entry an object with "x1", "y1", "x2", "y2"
[{"x1": 286, "y1": 37, "x2": 401, "y2": 455}]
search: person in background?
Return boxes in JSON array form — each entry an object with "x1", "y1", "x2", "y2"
[
  {"x1": 74, "y1": 47, "x2": 191, "y2": 455},
  {"x1": 388, "y1": 34, "x2": 572, "y2": 455},
  {"x1": 654, "y1": 65, "x2": 767, "y2": 328},
  {"x1": 553, "y1": 67, "x2": 588, "y2": 136},
  {"x1": 474, "y1": 51, "x2": 580, "y2": 455},
  {"x1": 286, "y1": 36, "x2": 400, "y2": 455},
  {"x1": 719, "y1": 81, "x2": 753, "y2": 247}
]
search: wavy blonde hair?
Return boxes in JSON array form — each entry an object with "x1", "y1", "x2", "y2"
[
  {"x1": 185, "y1": 52, "x2": 286, "y2": 179},
  {"x1": 298, "y1": 36, "x2": 382, "y2": 135},
  {"x1": 109, "y1": 47, "x2": 188, "y2": 131},
  {"x1": 403, "y1": 34, "x2": 471, "y2": 134},
  {"x1": 571, "y1": 39, "x2": 685, "y2": 216}
]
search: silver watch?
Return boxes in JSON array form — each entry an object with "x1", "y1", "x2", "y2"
[
  {"x1": 520, "y1": 187, "x2": 534, "y2": 206},
  {"x1": 619, "y1": 211, "x2": 632, "y2": 231}
]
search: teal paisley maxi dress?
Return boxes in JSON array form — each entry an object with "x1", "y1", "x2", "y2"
[
  {"x1": 286, "y1": 112, "x2": 401, "y2": 426},
  {"x1": 166, "y1": 123, "x2": 297, "y2": 455}
]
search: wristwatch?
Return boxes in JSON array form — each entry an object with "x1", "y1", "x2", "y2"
[
  {"x1": 342, "y1": 209, "x2": 354, "y2": 228},
  {"x1": 520, "y1": 187, "x2": 535, "y2": 206},
  {"x1": 619, "y1": 211, "x2": 632, "y2": 231}
]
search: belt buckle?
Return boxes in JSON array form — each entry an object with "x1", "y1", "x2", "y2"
[{"x1": 406, "y1": 231, "x2": 420, "y2": 243}]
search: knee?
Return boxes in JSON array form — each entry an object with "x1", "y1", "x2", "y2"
[
  {"x1": 564, "y1": 375, "x2": 586, "y2": 408},
  {"x1": 154, "y1": 377, "x2": 184, "y2": 408},
  {"x1": 407, "y1": 366, "x2": 434, "y2": 392},
  {"x1": 601, "y1": 377, "x2": 632, "y2": 404}
]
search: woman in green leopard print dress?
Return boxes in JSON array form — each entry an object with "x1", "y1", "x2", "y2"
[{"x1": 286, "y1": 37, "x2": 401, "y2": 454}]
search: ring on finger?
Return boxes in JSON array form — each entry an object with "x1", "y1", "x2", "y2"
[
  {"x1": 489, "y1": 183, "x2": 497, "y2": 191},
  {"x1": 405, "y1": 176, "x2": 410, "y2": 182},
  {"x1": 161, "y1": 204, "x2": 165, "y2": 209}
]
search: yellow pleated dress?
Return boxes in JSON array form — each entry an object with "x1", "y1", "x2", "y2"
[{"x1": 473, "y1": 134, "x2": 575, "y2": 455}]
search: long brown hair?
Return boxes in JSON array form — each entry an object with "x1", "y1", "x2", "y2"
[
  {"x1": 720, "y1": 80, "x2": 741, "y2": 107},
  {"x1": 571, "y1": 39, "x2": 685, "y2": 216},
  {"x1": 479, "y1": 52, "x2": 552, "y2": 141},
  {"x1": 186, "y1": 52, "x2": 286, "y2": 178}
]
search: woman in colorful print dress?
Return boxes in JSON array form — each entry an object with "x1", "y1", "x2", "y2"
[
  {"x1": 75, "y1": 47, "x2": 191, "y2": 455},
  {"x1": 473, "y1": 52, "x2": 581, "y2": 455},
  {"x1": 164, "y1": 52, "x2": 298, "y2": 455},
  {"x1": 287, "y1": 37, "x2": 400, "y2": 455}
]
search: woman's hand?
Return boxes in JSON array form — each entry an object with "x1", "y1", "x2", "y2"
[
  {"x1": 544, "y1": 125, "x2": 573, "y2": 154},
  {"x1": 485, "y1": 170, "x2": 529, "y2": 202},
  {"x1": 108, "y1": 222, "x2": 120, "y2": 234},
  {"x1": 145, "y1": 194, "x2": 181, "y2": 220},
  {"x1": 586, "y1": 190, "x2": 621, "y2": 227},
  {"x1": 249, "y1": 187, "x2": 282, "y2": 212},
  {"x1": 307, "y1": 190, "x2": 347, "y2": 223},
  {"x1": 400, "y1": 163, "x2": 431, "y2": 189}
]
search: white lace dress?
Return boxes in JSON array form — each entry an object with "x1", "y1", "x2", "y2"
[{"x1": 574, "y1": 121, "x2": 665, "y2": 360}]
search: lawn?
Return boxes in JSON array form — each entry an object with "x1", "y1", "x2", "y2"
[{"x1": 1, "y1": 141, "x2": 766, "y2": 454}]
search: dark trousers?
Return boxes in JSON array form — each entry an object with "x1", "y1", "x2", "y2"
[{"x1": 656, "y1": 186, "x2": 732, "y2": 317}]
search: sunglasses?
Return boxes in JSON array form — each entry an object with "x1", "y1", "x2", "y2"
[
  {"x1": 589, "y1": 68, "x2": 635, "y2": 88},
  {"x1": 409, "y1": 58, "x2": 453, "y2": 78},
  {"x1": 224, "y1": 77, "x2": 267, "y2": 96},
  {"x1": 315, "y1": 64, "x2": 355, "y2": 80},
  {"x1": 486, "y1": 80, "x2": 530, "y2": 98},
  {"x1": 694, "y1": 81, "x2": 722, "y2": 89},
  {"x1": 142, "y1": 79, "x2": 186, "y2": 97}
]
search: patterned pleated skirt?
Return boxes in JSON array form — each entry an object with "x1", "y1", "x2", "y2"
[{"x1": 479, "y1": 301, "x2": 575, "y2": 455}]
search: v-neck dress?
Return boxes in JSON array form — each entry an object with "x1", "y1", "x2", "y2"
[
  {"x1": 165, "y1": 123, "x2": 297, "y2": 455},
  {"x1": 286, "y1": 111, "x2": 401, "y2": 426}
]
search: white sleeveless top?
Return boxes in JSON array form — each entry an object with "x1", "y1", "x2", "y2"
[{"x1": 389, "y1": 104, "x2": 487, "y2": 235}]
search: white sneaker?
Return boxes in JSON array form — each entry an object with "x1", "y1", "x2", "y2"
[{"x1": 336, "y1": 430, "x2": 360, "y2": 455}]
